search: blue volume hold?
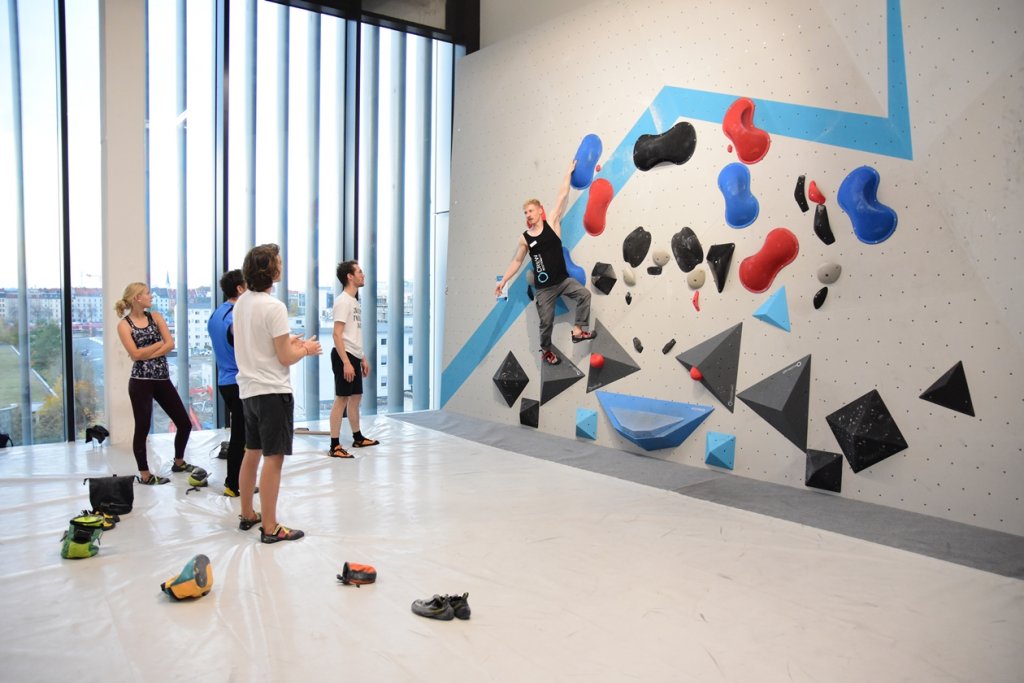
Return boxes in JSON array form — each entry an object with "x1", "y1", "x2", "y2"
[
  {"x1": 837, "y1": 166, "x2": 898, "y2": 244},
  {"x1": 571, "y1": 134, "x2": 603, "y2": 189},
  {"x1": 718, "y1": 162, "x2": 759, "y2": 229}
]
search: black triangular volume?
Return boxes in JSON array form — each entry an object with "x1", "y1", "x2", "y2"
[
  {"x1": 920, "y1": 361, "x2": 975, "y2": 417},
  {"x1": 540, "y1": 344, "x2": 585, "y2": 405},
  {"x1": 705, "y1": 243, "x2": 735, "y2": 294},
  {"x1": 586, "y1": 319, "x2": 641, "y2": 393},
  {"x1": 675, "y1": 323, "x2": 742, "y2": 412},
  {"x1": 805, "y1": 449, "x2": 842, "y2": 493},
  {"x1": 492, "y1": 351, "x2": 529, "y2": 407},
  {"x1": 519, "y1": 398, "x2": 540, "y2": 428},
  {"x1": 825, "y1": 389, "x2": 908, "y2": 473}
]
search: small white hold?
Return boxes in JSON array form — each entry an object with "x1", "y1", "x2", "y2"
[
  {"x1": 687, "y1": 268, "x2": 706, "y2": 289},
  {"x1": 622, "y1": 266, "x2": 636, "y2": 286},
  {"x1": 817, "y1": 262, "x2": 842, "y2": 285},
  {"x1": 652, "y1": 249, "x2": 671, "y2": 267}
]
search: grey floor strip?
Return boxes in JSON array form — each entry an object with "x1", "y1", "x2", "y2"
[{"x1": 393, "y1": 410, "x2": 1024, "y2": 579}]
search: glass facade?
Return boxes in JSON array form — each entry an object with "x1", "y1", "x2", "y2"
[{"x1": 0, "y1": 0, "x2": 454, "y2": 444}]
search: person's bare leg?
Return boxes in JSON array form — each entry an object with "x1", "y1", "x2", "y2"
[
  {"x1": 346, "y1": 394, "x2": 362, "y2": 436},
  {"x1": 329, "y1": 397, "x2": 344, "y2": 439},
  {"x1": 239, "y1": 448, "x2": 261, "y2": 521},
  {"x1": 258, "y1": 454, "x2": 283, "y2": 532}
]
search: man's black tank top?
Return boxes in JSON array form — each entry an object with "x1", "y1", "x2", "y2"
[{"x1": 524, "y1": 221, "x2": 568, "y2": 289}]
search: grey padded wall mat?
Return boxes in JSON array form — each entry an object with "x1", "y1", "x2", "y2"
[{"x1": 392, "y1": 411, "x2": 1024, "y2": 579}]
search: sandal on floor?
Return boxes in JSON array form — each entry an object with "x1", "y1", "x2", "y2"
[
  {"x1": 351, "y1": 437, "x2": 379, "y2": 448},
  {"x1": 238, "y1": 512, "x2": 261, "y2": 531},
  {"x1": 329, "y1": 445, "x2": 354, "y2": 458}
]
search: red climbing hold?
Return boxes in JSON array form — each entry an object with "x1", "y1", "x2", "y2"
[
  {"x1": 808, "y1": 180, "x2": 826, "y2": 205},
  {"x1": 722, "y1": 97, "x2": 771, "y2": 164},
  {"x1": 595, "y1": 164, "x2": 602, "y2": 172},
  {"x1": 590, "y1": 353, "x2": 605, "y2": 370},
  {"x1": 690, "y1": 366, "x2": 703, "y2": 381},
  {"x1": 692, "y1": 290, "x2": 701, "y2": 312},
  {"x1": 583, "y1": 178, "x2": 613, "y2": 236},
  {"x1": 738, "y1": 227, "x2": 800, "y2": 293}
]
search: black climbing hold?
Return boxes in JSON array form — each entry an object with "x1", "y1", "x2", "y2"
[
  {"x1": 632, "y1": 337, "x2": 644, "y2": 353},
  {"x1": 526, "y1": 285, "x2": 534, "y2": 301},
  {"x1": 646, "y1": 266, "x2": 662, "y2": 276},
  {"x1": 795, "y1": 174, "x2": 809, "y2": 213},
  {"x1": 519, "y1": 398, "x2": 540, "y2": 428},
  {"x1": 662, "y1": 339, "x2": 676, "y2": 354},
  {"x1": 705, "y1": 243, "x2": 734, "y2": 294},
  {"x1": 622, "y1": 226, "x2": 652, "y2": 267},
  {"x1": 920, "y1": 360, "x2": 975, "y2": 417},
  {"x1": 492, "y1": 351, "x2": 530, "y2": 407},
  {"x1": 632, "y1": 121, "x2": 697, "y2": 171},
  {"x1": 671, "y1": 227, "x2": 703, "y2": 273},
  {"x1": 813, "y1": 286, "x2": 828, "y2": 309},
  {"x1": 591, "y1": 262, "x2": 617, "y2": 295},
  {"x1": 825, "y1": 389, "x2": 908, "y2": 473},
  {"x1": 625, "y1": 292, "x2": 632, "y2": 305},
  {"x1": 805, "y1": 449, "x2": 843, "y2": 493},
  {"x1": 813, "y1": 204, "x2": 835, "y2": 245}
]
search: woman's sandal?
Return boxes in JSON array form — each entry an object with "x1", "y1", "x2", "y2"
[
  {"x1": 329, "y1": 445, "x2": 354, "y2": 458},
  {"x1": 352, "y1": 437, "x2": 380, "y2": 448},
  {"x1": 238, "y1": 511, "x2": 261, "y2": 531}
]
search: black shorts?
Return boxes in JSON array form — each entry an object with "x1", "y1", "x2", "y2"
[
  {"x1": 241, "y1": 393, "x2": 294, "y2": 456},
  {"x1": 331, "y1": 348, "x2": 364, "y2": 397}
]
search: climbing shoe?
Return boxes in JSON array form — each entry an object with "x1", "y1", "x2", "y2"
[
  {"x1": 260, "y1": 524, "x2": 304, "y2": 544},
  {"x1": 160, "y1": 554, "x2": 213, "y2": 600},
  {"x1": 137, "y1": 474, "x2": 170, "y2": 485},
  {"x1": 170, "y1": 461, "x2": 195, "y2": 473},
  {"x1": 411, "y1": 594, "x2": 455, "y2": 621},
  {"x1": 449, "y1": 592, "x2": 471, "y2": 620}
]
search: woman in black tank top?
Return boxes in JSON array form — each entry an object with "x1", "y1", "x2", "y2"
[{"x1": 115, "y1": 283, "x2": 194, "y2": 484}]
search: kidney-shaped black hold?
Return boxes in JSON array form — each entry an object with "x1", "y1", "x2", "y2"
[{"x1": 633, "y1": 122, "x2": 697, "y2": 171}]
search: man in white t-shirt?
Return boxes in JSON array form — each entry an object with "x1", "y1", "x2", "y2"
[
  {"x1": 233, "y1": 243, "x2": 322, "y2": 543},
  {"x1": 327, "y1": 260, "x2": 379, "y2": 457}
]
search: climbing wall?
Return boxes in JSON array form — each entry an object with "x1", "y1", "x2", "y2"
[{"x1": 443, "y1": 0, "x2": 1024, "y2": 535}]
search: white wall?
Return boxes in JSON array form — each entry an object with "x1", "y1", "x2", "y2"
[{"x1": 444, "y1": 0, "x2": 1024, "y2": 534}]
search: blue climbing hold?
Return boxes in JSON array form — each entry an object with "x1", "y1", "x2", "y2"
[
  {"x1": 571, "y1": 134, "x2": 603, "y2": 190},
  {"x1": 596, "y1": 390, "x2": 713, "y2": 451},
  {"x1": 705, "y1": 432, "x2": 736, "y2": 470},
  {"x1": 575, "y1": 408, "x2": 598, "y2": 440},
  {"x1": 837, "y1": 166, "x2": 898, "y2": 244},
  {"x1": 563, "y1": 246, "x2": 585, "y2": 286},
  {"x1": 753, "y1": 287, "x2": 791, "y2": 332},
  {"x1": 717, "y1": 162, "x2": 759, "y2": 229}
]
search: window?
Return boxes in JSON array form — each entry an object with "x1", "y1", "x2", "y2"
[{"x1": 0, "y1": 0, "x2": 456, "y2": 442}]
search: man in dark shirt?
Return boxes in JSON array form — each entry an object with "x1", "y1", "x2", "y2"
[{"x1": 495, "y1": 161, "x2": 596, "y2": 365}]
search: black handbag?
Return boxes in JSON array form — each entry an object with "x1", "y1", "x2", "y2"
[{"x1": 84, "y1": 474, "x2": 135, "y2": 515}]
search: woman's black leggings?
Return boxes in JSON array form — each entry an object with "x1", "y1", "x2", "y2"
[{"x1": 128, "y1": 378, "x2": 192, "y2": 472}]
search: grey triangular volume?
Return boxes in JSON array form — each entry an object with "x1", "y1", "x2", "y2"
[
  {"x1": 675, "y1": 323, "x2": 742, "y2": 412},
  {"x1": 492, "y1": 351, "x2": 529, "y2": 407},
  {"x1": 587, "y1": 319, "x2": 641, "y2": 392},
  {"x1": 919, "y1": 361, "x2": 975, "y2": 417},
  {"x1": 737, "y1": 355, "x2": 811, "y2": 451},
  {"x1": 540, "y1": 344, "x2": 585, "y2": 405}
]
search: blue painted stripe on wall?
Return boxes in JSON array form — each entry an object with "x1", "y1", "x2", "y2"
[{"x1": 441, "y1": 0, "x2": 910, "y2": 406}]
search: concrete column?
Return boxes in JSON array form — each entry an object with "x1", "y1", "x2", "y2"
[{"x1": 99, "y1": 0, "x2": 148, "y2": 446}]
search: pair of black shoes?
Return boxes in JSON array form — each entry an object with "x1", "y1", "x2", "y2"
[{"x1": 411, "y1": 593, "x2": 471, "y2": 621}]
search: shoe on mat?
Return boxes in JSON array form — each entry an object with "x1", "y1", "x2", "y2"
[
  {"x1": 170, "y1": 461, "x2": 195, "y2": 473},
  {"x1": 260, "y1": 524, "x2": 304, "y2": 544},
  {"x1": 351, "y1": 438, "x2": 379, "y2": 448},
  {"x1": 449, "y1": 592, "x2": 471, "y2": 620},
  {"x1": 223, "y1": 485, "x2": 260, "y2": 498},
  {"x1": 328, "y1": 445, "x2": 354, "y2": 458},
  {"x1": 571, "y1": 329, "x2": 597, "y2": 343},
  {"x1": 411, "y1": 594, "x2": 455, "y2": 621},
  {"x1": 137, "y1": 474, "x2": 170, "y2": 485},
  {"x1": 238, "y1": 512, "x2": 261, "y2": 531},
  {"x1": 540, "y1": 349, "x2": 560, "y2": 365}
]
